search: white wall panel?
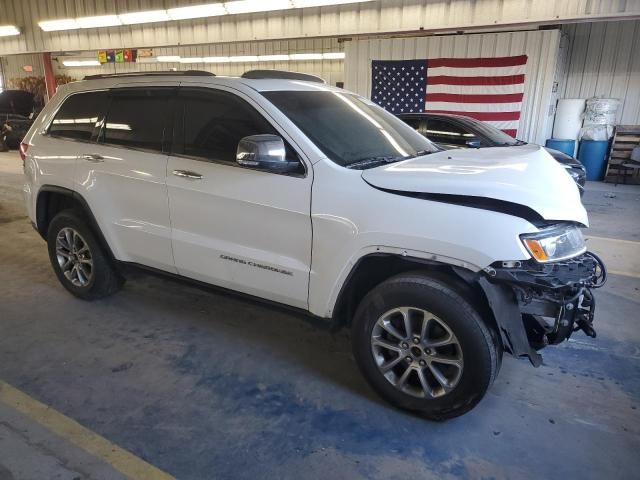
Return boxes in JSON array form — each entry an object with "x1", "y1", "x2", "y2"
[
  {"x1": 43, "y1": 37, "x2": 345, "y2": 86},
  {"x1": 344, "y1": 29, "x2": 561, "y2": 144},
  {"x1": 559, "y1": 20, "x2": 640, "y2": 125},
  {"x1": 0, "y1": 54, "x2": 44, "y2": 87},
  {"x1": 0, "y1": 0, "x2": 637, "y2": 55}
]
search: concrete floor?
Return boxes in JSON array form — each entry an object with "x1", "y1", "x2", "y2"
[{"x1": 0, "y1": 151, "x2": 639, "y2": 480}]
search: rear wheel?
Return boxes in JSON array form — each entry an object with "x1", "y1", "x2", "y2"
[
  {"x1": 352, "y1": 272, "x2": 501, "y2": 420},
  {"x1": 47, "y1": 210, "x2": 124, "y2": 300}
]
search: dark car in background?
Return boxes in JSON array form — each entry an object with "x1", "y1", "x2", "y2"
[
  {"x1": 398, "y1": 112, "x2": 587, "y2": 195},
  {"x1": 0, "y1": 90, "x2": 38, "y2": 150}
]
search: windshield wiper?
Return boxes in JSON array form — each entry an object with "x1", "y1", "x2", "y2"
[
  {"x1": 405, "y1": 149, "x2": 433, "y2": 159},
  {"x1": 345, "y1": 156, "x2": 406, "y2": 170}
]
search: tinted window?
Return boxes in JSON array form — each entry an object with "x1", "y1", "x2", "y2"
[
  {"x1": 49, "y1": 92, "x2": 108, "y2": 141},
  {"x1": 179, "y1": 90, "x2": 278, "y2": 162},
  {"x1": 455, "y1": 117, "x2": 519, "y2": 146},
  {"x1": 101, "y1": 90, "x2": 170, "y2": 152},
  {"x1": 263, "y1": 91, "x2": 437, "y2": 168},
  {"x1": 401, "y1": 117, "x2": 421, "y2": 129},
  {"x1": 425, "y1": 119, "x2": 477, "y2": 147}
]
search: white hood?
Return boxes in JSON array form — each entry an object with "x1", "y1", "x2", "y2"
[{"x1": 361, "y1": 144, "x2": 588, "y2": 226}]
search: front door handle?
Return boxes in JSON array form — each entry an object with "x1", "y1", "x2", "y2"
[
  {"x1": 81, "y1": 153, "x2": 104, "y2": 162},
  {"x1": 172, "y1": 169, "x2": 203, "y2": 180}
]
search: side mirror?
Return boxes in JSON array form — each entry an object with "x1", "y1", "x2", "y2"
[
  {"x1": 465, "y1": 139, "x2": 481, "y2": 148},
  {"x1": 236, "y1": 134, "x2": 300, "y2": 173}
]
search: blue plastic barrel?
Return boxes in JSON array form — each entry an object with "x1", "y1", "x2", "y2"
[
  {"x1": 578, "y1": 140, "x2": 609, "y2": 181},
  {"x1": 545, "y1": 138, "x2": 576, "y2": 157}
]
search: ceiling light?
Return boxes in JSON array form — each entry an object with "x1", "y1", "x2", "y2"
[
  {"x1": 179, "y1": 57, "x2": 204, "y2": 63},
  {"x1": 258, "y1": 55, "x2": 291, "y2": 61},
  {"x1": 38, "y1": 1, "x2": 375, "y2": 32},
  {"x1": 119, "y1": 10, "x2": 170, "y2": 25},
  {"x1": 229, "y1": 55, "x2": 259, "y2": 62},
  {"x1": 39, "y1": 19, "x2": 78, "y2": 32},
  {"x1": 63, "y1": 60, "x2": 101, "y2": 67},
  {"x1": 203, "y1": 57, "x2": 231, "y2": 63},
  {"x1": 157, "y1": 56, "x2": 181, "y2": 62},
  {"x1": 0, "y1": 25, "x2": 20, "y2": 36},
  {"x1": 168, "y1": 4, "x2": 227, "y2": 20},
  {"x1": 322, "y1": 52, "x2": 345, "y2": 59},
  {"x1": 290, "y1": 53, "x2": 323, "y2": 60},
  {"x1": 224, "y1": 0, "x2": 293, "y2": 15},
  {"x1": 292, "y1": 0, "x2": 371, "y2": 6},
  {"x1": 76, "y1": 15, "x2": 122, "y2": 28}
]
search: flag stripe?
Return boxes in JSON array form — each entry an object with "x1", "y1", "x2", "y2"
[
  {"x1": 427, "y1": 65, "x2": 526, "y2": 77},
  {"x1": 428, "y1": 74, "x2": 525, "y2": 86},
  {"x1": 428, "y1": 55, "x2": 528, "y2": 68},
  {"x1": 426, "y1": 93, "x2": 524, "y2": 103},
  {"x1": 425, "y1": 110, "x2": 522, "y2": 121},
  {"x1": 502, "y1": 129, "x2": 517, "y2": 137},
  {"x1": 426, "y1": 83, "x2": 525, "y2": 95},
  {"x1": 425, "y1": 101, "x2": 523, "y2": 112}
]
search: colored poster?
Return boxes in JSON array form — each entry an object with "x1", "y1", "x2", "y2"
[
  {"x1": 115, "y1": 50, "x2": 124, "y2": 63},
  {"x1": 98, "y1": 51, "x2": 107, "y2": 64},
  {"x1": 106, "y1": 50, "x2": 115, "y2": 63}
]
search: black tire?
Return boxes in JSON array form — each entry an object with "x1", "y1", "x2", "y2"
[
  {"x1": 47, "y1": 209, "x2": 124, "y2": 300},
  {"x1": 352, "y1": 272, "x2": 501, "y2": 420}
]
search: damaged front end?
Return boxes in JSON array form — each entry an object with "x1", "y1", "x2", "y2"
[{"x1": 460, "y1": 252, "x2": 607, "y2": 366}]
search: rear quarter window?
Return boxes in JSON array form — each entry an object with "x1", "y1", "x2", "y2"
[{"x1": 48, "y1": 91, "x2": 108, "y2": 142}]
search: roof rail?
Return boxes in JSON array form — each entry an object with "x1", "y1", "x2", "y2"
[
  {"x1": 241, "y1": 70, "x2": 325, "y2": 84},
  {"x1": 83, "y1": 70, "x2": 215, "y2": 80}
]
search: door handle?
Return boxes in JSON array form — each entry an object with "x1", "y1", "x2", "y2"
[
  {"x1": 81, "y1": 153, "x2": 104, "y2": 162},
  {"x1": 172, "y1": 169, "x2": 203, "y2": 180}
]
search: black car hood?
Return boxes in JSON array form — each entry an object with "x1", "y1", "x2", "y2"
[
  {"x1": 0, "y1": 90, "x2": 35, "y2": 116},
  {"x1": 542, "y1": 147, "x2": 583, "y2": 168}
]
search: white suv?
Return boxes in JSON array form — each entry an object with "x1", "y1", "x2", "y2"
[{"x1": 22, "y1": 70, "x2": 606, "y2": 419}]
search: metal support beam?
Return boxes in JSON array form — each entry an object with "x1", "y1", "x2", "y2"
[{"x1": 42, "y1": 52, "x2": 56, "y2": 102}]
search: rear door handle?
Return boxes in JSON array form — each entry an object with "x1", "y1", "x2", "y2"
[
  {"x1": 172, "y1": 169, "x2": 203, "y2": 180},
  {"x1": 81, "y1": 153, "x2": 104, "y2": 162}
]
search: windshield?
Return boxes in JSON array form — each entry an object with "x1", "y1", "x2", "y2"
[
  {"x1": 456, "y1": 116, "x2": 521, "y2": 146},
  {"x1": 262, "y1": 90, "x2": 438, "y2": 168}
]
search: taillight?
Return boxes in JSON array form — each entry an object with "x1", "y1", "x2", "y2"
[{"x1": 19, "y1": 142, "x2": 28, "y2": 164}]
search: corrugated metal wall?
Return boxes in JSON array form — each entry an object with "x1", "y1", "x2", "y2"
[
  {"x1": 344, "y1": 29, "x2": 560, "y2": 144},
  {"x1": 0, "y1": 54, "x2": 44, "y2": 90},
  {"x1": 0, "y1": 0, "x2": 637, "y2": 55},
  {"x1": 0, "y1": 38, "x2": 344, "y2": 87},
  {"x1": 559, "y1": 20, "x2": 640, "y2": 125}
]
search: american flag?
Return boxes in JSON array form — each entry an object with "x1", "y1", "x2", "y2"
[{"x1": 371, "y1": 55, "x2": 527, "y2": 137}]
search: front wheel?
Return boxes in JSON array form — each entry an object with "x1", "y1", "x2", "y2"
[{"x1": 352, "y1": 272, "x2": 501, "y2": 420}]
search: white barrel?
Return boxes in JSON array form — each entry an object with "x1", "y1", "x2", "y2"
[{"x1": 553, "y1": 98, "x2": 586, "y2": 141}]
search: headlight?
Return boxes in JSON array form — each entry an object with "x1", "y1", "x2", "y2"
[
  {"x1": 566, "y1": 168, "x2": 581, "y2": 180},
  {"x1": 520, "y1": 224, "x2": 586, "y2": 263}
]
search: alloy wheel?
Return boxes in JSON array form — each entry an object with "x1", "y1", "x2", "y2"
[
  {"x1": 55, "y1": 227, "x2": 93, "y2": 287},
  {"x1": 371, "y1": 307, "x2": 464, "y2": 398}
]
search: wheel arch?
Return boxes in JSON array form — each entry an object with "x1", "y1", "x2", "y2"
[
  {"x1": 36, "y1": 185, "x2": 116, "y2": 262},
  {"x1": 331, "y1": 254, "x2": 500, "y2": 340}
]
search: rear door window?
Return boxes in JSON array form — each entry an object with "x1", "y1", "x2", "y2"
[
  {"x1": 48, "y1": 91, "x2": 108, "y2": 141},
  {"x1": 100, "y1": 89, "x2": 173, "y2": 153}
]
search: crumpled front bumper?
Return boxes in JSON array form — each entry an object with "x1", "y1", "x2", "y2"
[{"x1": 472, "y1": 252, "x2": 606, "y2": 366}]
